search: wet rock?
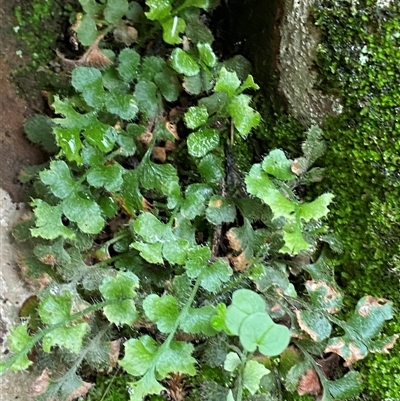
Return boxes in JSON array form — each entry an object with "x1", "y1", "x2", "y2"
[{"x1": 279, "y1": 0, "x2": 342, "y2": 124}]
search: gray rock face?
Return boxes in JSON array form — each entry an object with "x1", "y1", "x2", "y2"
[
  {"x1": 279, "y1": 0, "x2": 342, "y2": 124},
  {"x1": 0, "y1": 188, "x2": 37, "y2": 400}
]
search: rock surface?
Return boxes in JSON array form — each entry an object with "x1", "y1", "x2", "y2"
[
  {"x1": 0, "y1": 188, "x2": 37, "y2": 401},
  {"x1": 279, "y1": 0, "x2": 342, "y2": 124}
]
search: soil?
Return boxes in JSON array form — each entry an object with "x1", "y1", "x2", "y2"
[{"x1": 0, "y1": 0, "x2": 46, "y2": 202}]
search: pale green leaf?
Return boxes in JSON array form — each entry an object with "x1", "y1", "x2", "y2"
[
  {"x1": 262, "y1": 188, "x2": 296, "y2": 220},
  {"x1": 156, "y1": 340, "x2": 196, "y2": 377},
  {"x1": 161, "y1": 16, "x2": 186, "y2": 45},
  {"x1": 39, "y1": 292, "x2": 73, "y2": 324},
  {"x1": 171, "y1": 48, "x2": 200, "y2": 76},
  {"x1": 7, "y1": 325, "x2": 33, "y2": 371},
  {"x1": 225, "y1": 289, "x2": 266, "y2": 335},
  {"x1": 31, "y1": 199, "x2": 75, "y2": 240},
  {"x1": 224, "y1": 352, "x2": 241, "y2": 372},
  {"x1": 227, "y1": 94, "x2": 260, "y2": 136},
  {"x1": 40, "y1": 161, "x2": 77, "y2": 199},
  {"x1": 280, "y1": 225, "x2": 309, "y2": 254},
  {"x1": 180, "y1": 0, "x2": 210, "y2": 10},
  {"x1": 180, "y1": 305, "x2": 216, "y2": 335},
  {"x1": 138, "y1": 56, "x2": 165, "y2": 81},
  {"x1": 143, "y1": 294, "x2": 180, "y2": 333},
  {"x1": 245, "y1": 164, "x2": 275, "y2": 200},
  {"x1": 227, "y1": 390, "x2": 235, "y2": 401},
  {"x1": 262, "y1": 149, "x2": 296, "y2": 180},
  {"x1": 104, "y1": 0, "x2": 129, "y2": 23},
  {"x1": 62, "y1": 193, "x2": 104, "y2": 234},
  {"x1": 243, "y1": 360, "x2": 270, "y2": 395},
  {"x1": 185, "y1": 246, "x2": 211, "y2": 279},
  {"x1": 206, "y1": 195, "x2": 236, "y2": 225},
  {"x1": 184, "y1": 105, "x2": 209, "y2": 129},
  {"x1": 239, "y1": 313, "x2": 290, "y2": 356},
  {"x1": 162, "y1": 238, "x2": 189, "y2": 265},
  {"x1": 299, "y1": 193, "x2": 334, "y2": 222},
  {"x1": 52, "y1": 96, "x2": 95, "y2": 129},
  {"x1": 215, "y1": 67, "x2": 241, "y2": 97},
  {"x1": 133, "y1": 212, "x2": 169, "y2": 243},
  {"x1": 100, "y1": 272, "x2": 139, "y2": 325},
  {"x1": 74, "y1": 15, "x2": 98, "y2": 46},
  {"x1": 197, "y1": 42, "x2": 217, "y2": 67},
  {"x1": 128, "y1": 374, "x2": 164, "y2": 401},
  {"x1": 239, "y1": 74, "x2": 260, "y2": 92},
  {"x1": 187, "y1": 128, "x2": 219, "y2": 158},
  {"x1": 42, "y1": 323, "x2": 88, "y2": 354},
  {"x1": 132, "y1": 242, "x2": 163, "y2": 264},
  {"x1": 118, "y1": 48, "x2": 141, "y2": 82},
  {"x1": 181, "y1": 192, "x2": 206, "y2": 219},
  {"x1": 145, "y1": 0, "x2": 172, "y2": 21},
  {"x1": 119, "y1": 335, "x2": 158, "y2": 376},
  {"x1": 199, "y1": 258, "x2": 232, "y2": 292}
]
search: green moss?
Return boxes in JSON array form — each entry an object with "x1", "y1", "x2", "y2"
[
  {"x1": 311, "y1": 1, "x2": 400, "y2": 398},
  {"x1": 85, "y1": 373, "x2": 131, "y2": 401}
]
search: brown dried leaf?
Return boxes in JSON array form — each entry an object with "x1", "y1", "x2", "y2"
[
  {"x1": 166, "y1": 121, "x2": 180, "y2": 139},
  {"x1": 138, "y1": 130, "x2": 153, "y2": 146},
  {"x1": 31, "y1": 369, "x2": 51, "y2": 396},
  {"x1": 113, "y1": 24, "x2": 138, "y2": 46},
  {"x1": 357, "y1": 296, "x2": 389, "y2": 317},
  {"x1": 325, "y1": 340, "x2": 365, "y2": 367},
  {"x1": 66, "y1": 381, "x2": 94, "y2": 401},
  {"x1": 56, "y1": 34, "x2": 112, "y2": 70},
  {"x1": 168, "y1": 373, "x2": 187, "y2": 401},
  {"x1": 109, "y1": 339, "x2": 121, "y2": 367},
  {"x1": 152, "y1": 147, "x2": 167, "y2": 163},
  {"x1": 228, "y1": 252, "x2": 247, "y2": 272},
  {"x1": 297, "y1": 369, "x2": 321, "y2": 396},
  {"x1": 226, "y1": 228, "x2": 242, "y2": 252}
]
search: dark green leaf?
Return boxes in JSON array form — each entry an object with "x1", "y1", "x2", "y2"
[
  {"x1": 104, "y1": 0, "x2": 129, "y2": 24},
  {"x1": 74, "y1": 15, "x2": 98, "y2": 46},
  {"x1": 154, "y1": 67, "x2": 180, "y2": 102},
  {"x1": 206, "y1": 195, "x2": 236, "y2": 225},
  {"x1": 117, "y1": 48, "x2": 141, "y2": 82},
  {"x1": 24, "y1": 115, "x2": 57, "y2": 152},
  {"x1": 134, "y1": 81, "x2": 159, "y2": 117},
  {"x1": 198, "y1": 153, "x2": 224, "y2": 184},
  {"x1": 106, "y1": 93, "x2": 138, "y2": 120}
]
